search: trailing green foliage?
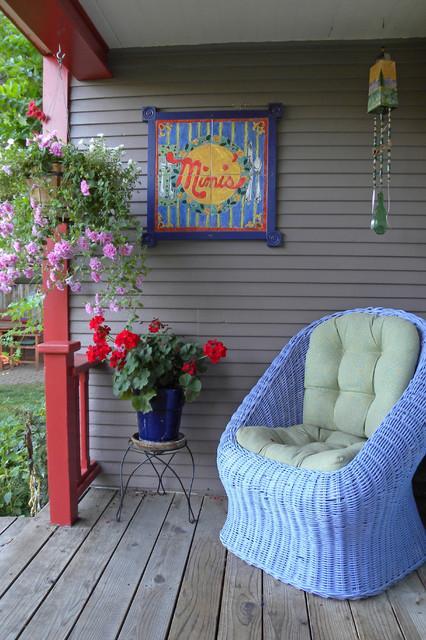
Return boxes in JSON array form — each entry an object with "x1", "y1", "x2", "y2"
[
  {"x1": 0, "y1": 384, "x2": 47, "y2": 516},
  {"x1": 0, "y1": 13, "x2": 42, "y2": 145}
]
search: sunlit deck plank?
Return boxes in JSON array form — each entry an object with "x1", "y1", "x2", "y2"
[
  {"x1": 0, "y1": 502, "x2": 55, "y2": 597},
  {"x1": 117, "y1": 493, "x2": 202, "y2": 640},
  {"x1": 0, "y1": 516, "x2": 29, "y2": 552},
  {"x1": 0, "y1": 517, "x2": 16, "y2": 535},
  {"x1": 19, "y1": 491, "x2": 143, "y2": 640},
  {"x1": 0, "y1": 489, "x2": 114, "y2": 640},
  {"x1": 168, "y1": 496, "x2": 227, "y2": 640},
  {"x1": 350, "y1": 592, "x2": 404, "y2": 640},
  {"x1": 217, "y1": 552, "x2": 263, "y2": 640},
  {"x1": 307, "y1": 592, "x2": 359, "y2": 640},
  {"x1": 68, "y1": 492, "x2": 173, "y2": 640},
  {"x1": 263, "y1": 574, "x2": 311, "y2": 640},
  {"x1": 387, "y1": 572, "x2": 426, "y2": 640}
]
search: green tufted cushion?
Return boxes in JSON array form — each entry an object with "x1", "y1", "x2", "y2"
[
  {"x1": 236, "y1": 424, "x2": 365, "y2": 471},
  {"x1": 304, "y1": 313, "x2": 420, "y2": 438},
  {"x1": 237, "y1": 312, "x2": 420, "y2": 471}
]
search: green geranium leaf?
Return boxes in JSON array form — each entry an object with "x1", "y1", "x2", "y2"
[{"x1": 131, "y1": 388, "x2": 157, "y2": 413}]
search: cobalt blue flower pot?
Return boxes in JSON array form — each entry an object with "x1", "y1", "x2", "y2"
[{"x1": 137, "y1": 388, "x2": 184, "y2": 442}]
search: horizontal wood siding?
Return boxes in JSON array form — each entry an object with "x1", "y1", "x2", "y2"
[{"x1": 69, "y1": 41, "x2": 426, "y2": 494}]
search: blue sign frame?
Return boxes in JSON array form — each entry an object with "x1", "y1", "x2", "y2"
[{"x1": 142, "y1": 104, "x2": 283, "y2": 247}]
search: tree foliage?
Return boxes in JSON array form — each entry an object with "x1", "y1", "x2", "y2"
[{"x1": 0, "y1": 13, "x2": 42, "y2": 144}]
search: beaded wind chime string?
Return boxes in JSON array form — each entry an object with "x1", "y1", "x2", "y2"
[{"x1": 368, "y1": 49, "x2": 398, "y2": 235}]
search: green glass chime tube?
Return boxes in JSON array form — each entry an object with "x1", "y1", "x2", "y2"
[{"x1": 371, "y1": 110, "x2": 389, "y2": 235}]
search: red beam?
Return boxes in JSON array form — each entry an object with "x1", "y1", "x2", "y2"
[{"x1": 0, "y1": 0, "x2": 111, "y2": 80}]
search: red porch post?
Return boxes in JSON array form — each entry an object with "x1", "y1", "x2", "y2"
[{"x1": 38, "y1": 56, "x2": 77, "y2": 525}]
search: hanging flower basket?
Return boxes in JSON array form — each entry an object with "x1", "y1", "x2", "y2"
[{"x1": 0, "y1": 121, "x2": 147, "y2": 316}]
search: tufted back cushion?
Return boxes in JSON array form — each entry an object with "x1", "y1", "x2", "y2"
[{"x1": 303, "y1": 313, "x2": 420, "y2": 438}]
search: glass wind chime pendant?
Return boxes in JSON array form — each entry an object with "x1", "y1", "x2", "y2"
[{"x1": 367, "y1": 51, "x2": 398, "y2": 235}]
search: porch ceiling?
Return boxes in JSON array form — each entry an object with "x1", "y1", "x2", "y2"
[{"x1": 80, "y1": 0, "x2": 426, "y2": 48}]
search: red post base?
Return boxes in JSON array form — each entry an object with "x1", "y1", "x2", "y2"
[{"x1": 38, "y1": 340, "x2": 81, "y2": 525}]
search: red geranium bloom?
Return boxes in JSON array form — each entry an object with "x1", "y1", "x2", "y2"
[
  {"x1": 115, "y1": 329, "x2": 139, "y2": 351},
  {"x1": 148, "y1": 318, "x2": 163, "y2": 333},
  {"x1": 203, "y1": 339, "x2": 227, "y2": 364},
  {"x1": 26, "y1": 100, "x2": 48, "y2": 123},
  {"x1": 86, "y1": 342, "x2": 111, "y2": 363},
  {"x1": 93, "y1": 325, "x2": 111, "y2": 344},
  {"x1": 110, "y1": 349, "x2": 126, "y2": 369},
  {"x1": 86, "y1": 345, "x2": 98, "y2": 363},
  {"x1": 182, "y1": 360, "x2": 197, "y2": 376},
  {"x1": 89, "y1": 315, "x2": 105, "y2": 330}
]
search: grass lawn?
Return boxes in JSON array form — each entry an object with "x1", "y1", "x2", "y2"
[{"x1": 0, "y1": 383, "x2": 45, "y2": 415}]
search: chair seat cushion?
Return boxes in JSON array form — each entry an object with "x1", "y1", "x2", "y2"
[{"x1": 236, "y1": 424, "x2": 366, "y2": 471}]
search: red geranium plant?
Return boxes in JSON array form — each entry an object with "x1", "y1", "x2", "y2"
[{"x1": 87, "y1": 317, "x2": 227, "y2": 413}]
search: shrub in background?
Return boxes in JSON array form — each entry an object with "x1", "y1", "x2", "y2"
[{"x1": 0, "y1": 395, "x2": 47, "y2": 516}]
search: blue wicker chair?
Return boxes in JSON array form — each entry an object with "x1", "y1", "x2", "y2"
[{"x1": 217, "y1": 307, "x2": 426, "y2": 599}]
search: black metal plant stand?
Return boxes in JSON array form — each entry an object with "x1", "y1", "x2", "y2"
[{"x1": 116, "y1": 432, "x2": 196, "y2": 523}]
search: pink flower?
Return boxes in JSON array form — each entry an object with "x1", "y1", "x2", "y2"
[
  {"x1": 85, "y1": 302, "x2": 93, "y2": 315},
  {"x1": 116, "y1": 286, "x2": 126, "y2": 295},
  {"x1": 89, "y1": 257, "x2": 102, "y2": 272},
  {"x1": 0, "y1": 221, "x2": 14, "y2": 237},
  {"x1": 103, "y1": 242, "x2": 117, "y2": 260},
  {"x1": 77, "y1": 236, "x2": 90, "y2": 251},
  {"x1": 109, "y1": 300, "x2": 120, "y2": 312},
  {"x1": 50, "y1": 141, "x2": 63, "y2": 157},
  {"x1": 91, "y1": 271, "x2": 101, "y2": 283},
  {"x1": 98, "y1": 231, "x2": 113, "y2": 245},
  {"x1": 85, "y1": 228, "x2": 100, "y2": 242},
  {"x1": 23, "y1": 268, "x2": 34, "y2": 279},
  {"x1": 26, "y1": 241, "x2": 38, "y2": 256},
  {"x1": 119, "y1": 243, "x2": 134, "y2": 257},
  {"x1": 80, "y1": 179, "x2": 90, "y2": 196}
]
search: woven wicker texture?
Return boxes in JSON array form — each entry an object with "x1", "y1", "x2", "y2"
[{"x1": 217, "y1": 307, "x2": 426, "y2": 599}]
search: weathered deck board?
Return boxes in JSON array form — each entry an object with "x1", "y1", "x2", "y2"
[
  {"x1": 307, "y1": 593, "x2": 359, "y2": 640},
  {"x1": 68, "y1": 492, "x2": 173, "y2": 640},
  {"x1": 0, "y1": 516, "x2": 28, "y2": 551},
  {"x1": 217, "y1": 553, "x2": 263, "y2": 640},
  {"x1": 117, "y1": 493, "x2": 203, "y2": 640},
  {"x1": 0, "y1": 489, "x2": 113, "y2": 640},
  {"x1": 263, "y1": 574, "x2": 311, "y2": 640},
  {"x1": 168, "y1": 496, "x2": 227, "y2": 640},
  {"x1": 417, "y1": 566, "x2": 426, "y2": 589},
  {"x1": 349, "y1": 593, "x2": 404, "y2": 640},
  {"x1": 19, "y1": 492, "x2": 142, "y2": 640},
  {"x1": 0, "y1": 489, "x2": 422, "y2": 640},
  {"x1": 0, "y1": 516, "x2": 16, "y2": 535},
  {"x1": 387, "y1": 572, "x2": 426, "y2": 640},
  {"x1": 0, "y1": 502, "x2": 55, "y2": 597}
]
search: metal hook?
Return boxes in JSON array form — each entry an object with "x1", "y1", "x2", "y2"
[{"x1": 56, "y1": 44, "x2": 66, "y2": 67}]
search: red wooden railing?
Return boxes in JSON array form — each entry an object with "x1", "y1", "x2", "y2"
[{"x1": 38, "y1": 341, "x2": 100, "y2": 525}]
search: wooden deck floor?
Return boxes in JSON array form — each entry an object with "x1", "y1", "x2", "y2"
[{"x1": 0, "y1": 488, "x2": 425, "y2": 640}]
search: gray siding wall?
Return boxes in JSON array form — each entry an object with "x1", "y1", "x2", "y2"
[{"x1": 69, "y1": 41, "x2": 426, "y2": 494}]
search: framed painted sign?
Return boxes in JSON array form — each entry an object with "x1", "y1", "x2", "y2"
[{"x1": 142, "y1": 104, "x2": 283, "y2": 247}]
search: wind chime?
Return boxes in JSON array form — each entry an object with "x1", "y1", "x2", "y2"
[{"x1": 368, "y1": 50, "x2": 398, "y2": 234}]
